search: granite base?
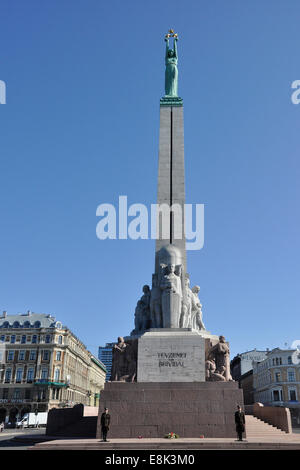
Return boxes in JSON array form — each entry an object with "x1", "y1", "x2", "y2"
[{"x1": 96, "y1": 381, "x2": 244, "y2": 438}]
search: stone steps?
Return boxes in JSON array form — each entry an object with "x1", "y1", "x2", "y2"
[{"x1": 245, "y1": 416, "x2": 289, "y2": 438}]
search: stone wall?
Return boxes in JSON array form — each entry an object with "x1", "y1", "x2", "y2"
[
  {"x1": 97, "y1": 381, "x2": 244, "y2": 438},
  {"x1": 46, "y1": 404, "x2": 84, "y2": 435},
  {"x1": 253, "y1": 402, "x2": 292, "y2": 433}
]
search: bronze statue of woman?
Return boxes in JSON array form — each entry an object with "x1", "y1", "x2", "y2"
[{"x1": 164, "y1": 36, "x2": 178, "y2": 97}]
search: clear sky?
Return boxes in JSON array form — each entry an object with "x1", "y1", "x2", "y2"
[{"x1": 0, "y1": 0, "x2": 299, "y2": 359}]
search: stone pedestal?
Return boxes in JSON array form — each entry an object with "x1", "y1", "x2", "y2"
[
  {"x1": 96, "y1": 381, "x2": 244, "y2": 438},
  {"x1": 137, "y1": 329, "x2": 211, "y2": 382}
]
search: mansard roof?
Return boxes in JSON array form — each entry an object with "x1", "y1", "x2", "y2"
[{"x1": 0, "y1": 312, "x2": 63, "y2": 329}]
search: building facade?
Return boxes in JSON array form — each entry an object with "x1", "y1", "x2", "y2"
[
  {"x1": 98, "y1": 342, "x2": 116, "y2": 381},
  {"x1": 0, "y1": 311, "x2": 106, "y2": 424},
  {"x1": 253, "y1": 347, "x2": 300, "y2": 427},
  {"x1": 230, "y1": 349, "x2": 268, "y2": 381},
  {"x1": 239, "y1": 370, "x2": 254, "y2": 405}
]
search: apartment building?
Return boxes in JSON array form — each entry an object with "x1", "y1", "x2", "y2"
[{"x1": 0, "y1": 311, "x2": 106, "y2": 424}]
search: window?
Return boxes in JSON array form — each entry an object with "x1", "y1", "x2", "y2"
[
  {"x1": 2, "y1": 389, "x2": 8, "y2": 399},
  {"x1": 273, "y1": 390, "x2": 282, "y2": 401},
  {"x1": 58, "y1": 336, "x2": 63, "y2": 345},
  {"x1": 45, "y1": 335, "x2": 51, "y2": 344},
  {"x1": 18, "y1": 350, "x2": 25, "y2": 361},
  {"x1": 29, "y1": 350, "x2": 36, "y2": 361},
  {"x1": 38, "y1": 389, "x2": 46, "y2": 400},
  {"x1": 56, "y1": 351, "x2": 61, "y2": 361},
  {"x1": 21, "y1": 335, "x2": 26, "y2": 344},
  {"x1": 16, "y1": 368, "x2": 23, "y2": 383},
  {"x1": 12, "y1": 321, "x2": 20, "y2": 328},
  {"x1": 54, "y1": 368, "x2": 60, "y2": 381},
  {"x1": 32, "y1": 335, "x2": 37, "y2": 344},
  {"x1": 10, "y1": 335, "x2": 16, "y2": 344},
  {"x1": 288, "y1": 370, "x2": 295, "y2": 382},
  {"x1": 7, "y1": 350, "x2": 14, "y2": 361},
  {"x1": 0, "y1": 335, "x2": 5, "y2": 342},
  {"x1": 5, "y1": 369, "x2": 11, "y2": 383},
  {"x1": 289, "y1": 389, "x2": 297, "y2": 401},
  {"x1": 34, "y1": 321, "x2": 41, "y2": 328},
  {"x1": 23, "y1": 321, "x2": 31, "y2": 328},
  {"x1": 288, "y1": 356, "x2": 292, "y2": 365},
  {"x1": 41, "y1": 369, "x2": 48, "y2": 380},
  {"x1": 27, "y1": 368, "x2": 34, "y2": 382},
  {"x1": 2, "y1": 322, "x2": 9, "y2": 328},
  {"x1": 275, "y1": 372, "x2": 281, "y2": 382},
  {"x1": 25, "y1": 389, "x2": 31, "y2": 399},
  {"x1": 43, "y1": 350, "x2": 50, "y2": 361},
  {"x1": 13, "y1": 389, "x2": 21, "y2": 399}
]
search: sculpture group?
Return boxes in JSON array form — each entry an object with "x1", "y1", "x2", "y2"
[
  {"x1": 110, "y1": 333, "x2": 233, "y2": 383},
  {"x1": 206, "y1": 336, "x2": 233, "y2": 382},
  {"x1": 131, "y1": 245, "x2": 205, "y2": 335},
  {"x1": 110, "y1": 337, "x2": 137, "y2": 383}
]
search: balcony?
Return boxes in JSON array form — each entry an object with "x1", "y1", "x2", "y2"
[
  {"x1": 34, "y1": 379, "x2": 69, "y2": 388},
  {"x1": 0, "y1": 398, "x2": 48, "y2": 404}
]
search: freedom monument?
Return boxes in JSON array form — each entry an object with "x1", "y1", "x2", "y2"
[{"x1": 96, "y1": 31, "x2": 244, "y2": 438}]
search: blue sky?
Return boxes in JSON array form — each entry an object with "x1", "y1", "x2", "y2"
[{"x1": 0, "y1": 0, "x2": 299, "y2": 359}]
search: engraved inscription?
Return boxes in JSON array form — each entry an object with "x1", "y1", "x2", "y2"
[{"x1": 157, "y1": 352, "x2": 187, "y2": 368}]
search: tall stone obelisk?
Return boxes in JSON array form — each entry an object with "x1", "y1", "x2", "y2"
[{"x1": 155, "y1": 99, "x2": 186, "y2": 273}]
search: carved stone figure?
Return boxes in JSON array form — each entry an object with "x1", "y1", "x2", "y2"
[
  {"x1": 150, "y1": 274, "x2": 163, "y2": 328},
  {"x1": 160, "y1": 263, "x2": 182, "y2": 295},
  {"x1": 111, "y1": 337, "x2": 137, "y2": 382},
  {"x1": 132, "y1": 285, "x2": 151, "y2": 334},
  {"x1": 191, "y1": 286, "x2": 205, "y2": 331},
  {"x1": 123, "y1": 339, "x2": 137, "y2": 382},
  {"x1": 160, "y1": 263, "x2": 183, "y2": 328},
  {"x1": 111, "y1": 337, "x2": 128, "y2": 382},
  {"x1": 205, "y1": 358, "x2": 226, "y2": 382},
  {"x1": 180, "y1": 277, "x2": 193, "y2": 328},
  {"x1": 206, "y1": 336, "x2": 233, "y2": 382}
]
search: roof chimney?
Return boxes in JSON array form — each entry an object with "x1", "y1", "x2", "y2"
[
  {"x1": 27, "y1": 310, "x2": 31, "y2": 316},
  {"x1": 2, "y1": 311, "x2": 7, "y2": 318}
]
